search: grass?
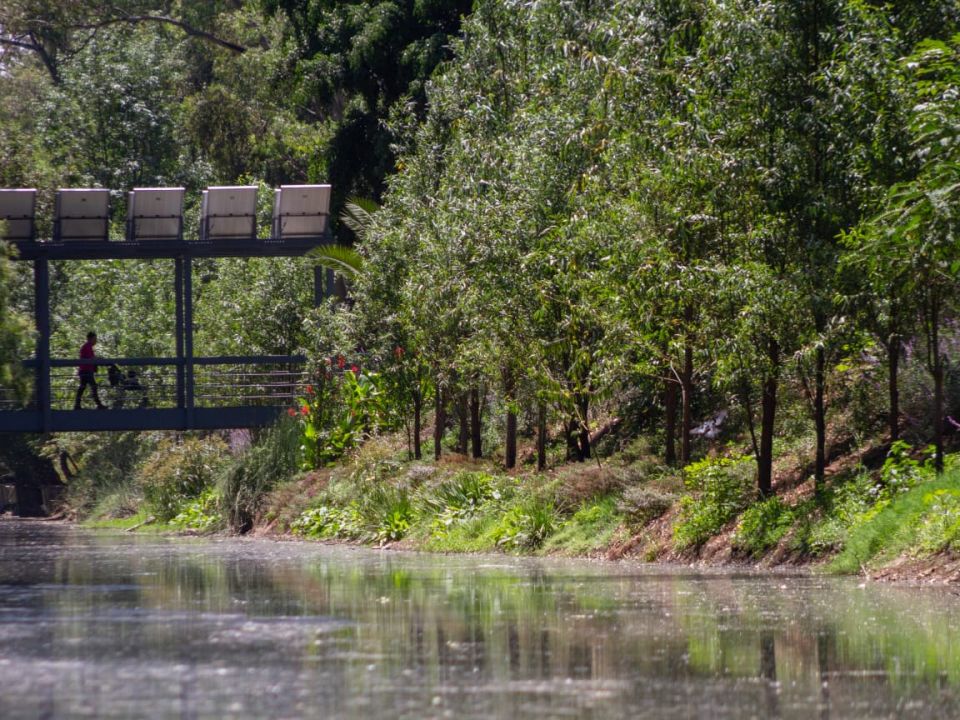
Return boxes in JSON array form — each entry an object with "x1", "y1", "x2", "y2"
[
  {"x1": 829, "y1": 468, "x2": 960, "y2": 574},
  {"x1": 541, "y1": 495, "x2": 623, "y2": 555}
]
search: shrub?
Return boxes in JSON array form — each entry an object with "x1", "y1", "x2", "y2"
[
  {"x1": 542, "y1": 495, "x2": 623, "y2": 555},
  {"x1": 830, "y1": 465, "x2": 960, "y2": 573},
  {"x1": 140, "y1": 436, "x2": 228, "y2": 521},
  {"x1": 618, "y1": 486, "x2": 675, "y2": 529},
  {"x1": 673, "y1": 455, "x2": 755, "y2": 551},
  {"x1": 171, "y1": 488, "x2": 223, "y2": 532},
  {"x1": 219, "y1": 418, "x2": 301, "y2": 532},
  {"x1": 491, "y1": 497, "x2": 557, "y2": 551},
  {"x1": 733, "y1": 496, "x2": 795, "y2": 557}
]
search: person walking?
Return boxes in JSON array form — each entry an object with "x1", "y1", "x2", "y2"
[{"x1": 74, "y1": 331, "x2": 106, "y2": 410}]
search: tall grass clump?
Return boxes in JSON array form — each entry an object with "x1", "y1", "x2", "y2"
[
  {"x1": 140, "y1": 436, "x2": 228, "y2": 521},
  {"x1": 219, "y1": 418, "x2": 301, "y2": 532}
]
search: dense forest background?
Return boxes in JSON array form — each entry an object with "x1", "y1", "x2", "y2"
[{"x1": 3, "y1": 0, "x2": 960, "y2": 566}]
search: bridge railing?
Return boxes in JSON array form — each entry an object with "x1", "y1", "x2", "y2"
[
  {"x1": 3, "y1": 355, "x2": 309, "y2": 412},
  {"x1": 194, "y1": 357, "x2": 308, "y2": 408}
]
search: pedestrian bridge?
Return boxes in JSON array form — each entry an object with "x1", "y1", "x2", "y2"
[{"x1": 0, "y1": 184, "x2": 334, "y2": 433}]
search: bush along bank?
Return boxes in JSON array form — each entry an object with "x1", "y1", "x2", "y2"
[
  {"x1": 60, "y1": 414, "x2": 960, "y2": 582},
  {"x1": 258, "y1": 432, "x2": 960, "y2": 581}
]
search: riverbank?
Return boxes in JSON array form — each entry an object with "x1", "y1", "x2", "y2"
[{"x1": 73, "y1": 429, "x2": 960, "y2": 587}]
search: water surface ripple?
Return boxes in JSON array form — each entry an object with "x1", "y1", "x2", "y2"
[{"x1": 0, "y1": 520, "x2": 958, "y2": 719}]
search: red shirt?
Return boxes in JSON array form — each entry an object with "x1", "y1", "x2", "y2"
[{"x1": 79, "y1": 341, "x2": 96, "y2": 374}]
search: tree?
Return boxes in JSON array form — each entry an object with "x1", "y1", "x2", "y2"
[{"x1": 854, "y1": 33, "x2": 960, "y2": 473}]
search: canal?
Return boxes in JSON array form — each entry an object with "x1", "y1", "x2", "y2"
[{"x1": 1, "y1": 520, "x2": 958, "y2": 718}]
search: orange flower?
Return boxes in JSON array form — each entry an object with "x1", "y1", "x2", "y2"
[{"x1": 300, "y1": 404, "x2": 310, "y2": 416}]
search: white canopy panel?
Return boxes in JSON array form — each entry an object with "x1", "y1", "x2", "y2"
[
  {"x1": 272, "y1": 184, "x2": 331, "y2": 239},
  {"x1": 0, "y1": 189, "x2": 37, "y2": 240},
  {"x1": 127, "y1": 187, "x2": 184, "y2": 241},
  {"x1": 201, "y1": 185, "x2": 258, "y2": 240},
  {"x1": 55, "y1": 189, "x2": 110, "y2": 241}
]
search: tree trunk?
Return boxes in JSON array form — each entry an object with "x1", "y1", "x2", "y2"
[
  {"x1": 565, "y1": 417, "x2": 582, "y2": 462},
  {"x1": 814, "y1": 345, "x2": 826, "y2": 487},
  {"x1": 681, "y1": 345, "x2": 693, "y2": 465},
  {"x1": 505, "y1": 409, "x2": 517, "y2": 469},
  {"x1": 576, "y1": 392, "x2": 590, "y2": 460},
  {"x1": 664, "y1": 379, "x2": 678, "y2": 466},
  {"x1": 758, "y1": 340, "x2": 779, "y2": 497},
  {"x1": 434, "y1": 383, "x2": 444, "y2": 461},
  {"x1": 413, "y1": 388, "x2": 422, "y2": 460},
  {"x1": 931, "y1": 297, "x2": 944, "y2": 473},
  {"x1": 457, "y1": 391, "x2": 469, "y2": 454},
  {"x1": 887, "y1": 334, "x2": 899, "y2": 444},
  {"x1": 537, "y1": 404, "x2": 547, "y2": 471},
  {"x1": 470, "y1": 388, "x2": 482, "y2": 459}
]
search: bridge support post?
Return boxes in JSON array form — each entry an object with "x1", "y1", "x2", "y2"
[
  {"x1": 183, "y1": 256, "x2": 195, "y2": 428},
  {"x1": 174, "y1": 258, "x2": 185, "y2": 413},
  {"x1": 34, "y1": 258, "x2": 51, "y2": 432}
]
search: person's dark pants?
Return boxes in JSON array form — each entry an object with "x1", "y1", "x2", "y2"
[{"x1": 74, "y1": 371, "x2": 104, "y2": 409}]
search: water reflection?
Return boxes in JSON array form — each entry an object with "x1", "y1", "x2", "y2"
[{"x1": 0, "y1": 521, "x2": 958, "y2": 718}]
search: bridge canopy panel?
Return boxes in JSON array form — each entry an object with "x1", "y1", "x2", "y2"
[
  {"x1": 200, "y1": 186, "x2": 258, "y2": 241},
  {"x1": 55, "y1": 189, "x2": 110, "y2": 241},
  {"x1": 272, "y1": 184, "x2": 331, "y2": 239},
  {"x1": 0, "y1": 189, "x2": 37, "y2": 241},
  {"x1": 127, "y1": 187, "x2": 185, "y2": 241}
]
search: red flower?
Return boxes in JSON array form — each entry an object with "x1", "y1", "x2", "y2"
[
  {"x1": 300, "y1": 404, "x2": 310, "y2": 416},
  {"x1": 305, "y1": 384, "x2": 314, "y2": 395},
  {"x1": 350, "y1": 364, "x2": 360, "y2": 374},
  {"x1": 394, "y1": 346, "x2": 405, "y2": 359},
  {"x1": 337, "y1": 355, "x2": 346, "y2": 369},
  {"x1": 287, "y1": 408, "x2": 297, "y2": 417}
]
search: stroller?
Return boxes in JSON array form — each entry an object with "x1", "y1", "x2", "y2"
[{"x1": 107, "y1": 364, "x2": 150, "y2": 409}]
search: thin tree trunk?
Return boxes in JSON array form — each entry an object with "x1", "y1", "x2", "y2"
[
  {"x1": 504, "y1": 370, "x2": 517, "y2": 469},
  {"x1": 577, "y1": 392, "x2": 590, "y2": 460},
  {"x1": 506, "y1": 409, "x2": 517, "y2": 469},
  {"x1": 537, "y1": 404, "x2": 547, "y2": 471},
  {"x1": 814, "y1": 345, "x2": 826, "y2": 487},
  {"x1": 931, "y1": 297, "x2": 944, "y2": 473},
  {"x1": 888, "y1": 333, "x2": 899, "y2": 443},
  {"x1": 470, "y1": 388, "x2": 482, "y2": 459},
  {"x1": 413, "y1": 387, "x2": 422, "y2": 460},
  {"x1": 458, "y1": 391, "x2": 469, "y2": 454},
  {"x1": 681, "y1": 345, "x2": 693, "y2": 465},
  {"x1": 664, "y1": 379, "x2": 678, "y2": 466},
  {"x1": 758, "y1": 340, "x2": 779, "y2": 497},
  {"x1": 434, "y1": 383, "x2": 444, "y2": 461},
  {"x1": 565, "y1": 417, "x2": 581, "y2": 462}
]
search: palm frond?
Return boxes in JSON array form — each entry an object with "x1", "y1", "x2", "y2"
[
  {"x1": 308, "y1": 243, "x2": 364, "y2": 280},
  {"x1": 339, "y1": 196, "x2": 380, "y2": 240}
]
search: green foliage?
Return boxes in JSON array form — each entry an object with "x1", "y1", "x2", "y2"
[
  {"x1": 295, "y1": 366, "x2": 401, "y2": 468},
  {"x1": 830, "y1": 466, "x2": 960, "y2": 573},
  {"x1": 617, "y1": 486, "x2": 676, "y2": 530},
  {"x1": 490, "y1": 497, "x2": 557, "y2": 552},
  {"x1": 292, "y1": 483, "x2": 414, "y2": 544},
  {"x1": 673, "y1": 456, "x2": 756, "y2": 551},
  {"x1": 219, "y1": 418, "x2": 301, "y2": 531},
  {"x1": 733, "y1": 497, "x2": 795, "y2": 558},
  {"x1": 0, "y1": 242, "x2": 32, "y2": 402},
  {"x1": 542, "y1": 495, "x2": 623, "y2": 556},
  {"x1": 171, "y1": 488, "x2": 223, "y2": 533},
  {"x1": 139, "y1": 437, "x2": 228, "y2": 522}
]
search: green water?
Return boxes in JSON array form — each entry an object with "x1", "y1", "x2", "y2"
[{"x1": 0, "y1": 520, "x2": 958, "y2": 718}]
